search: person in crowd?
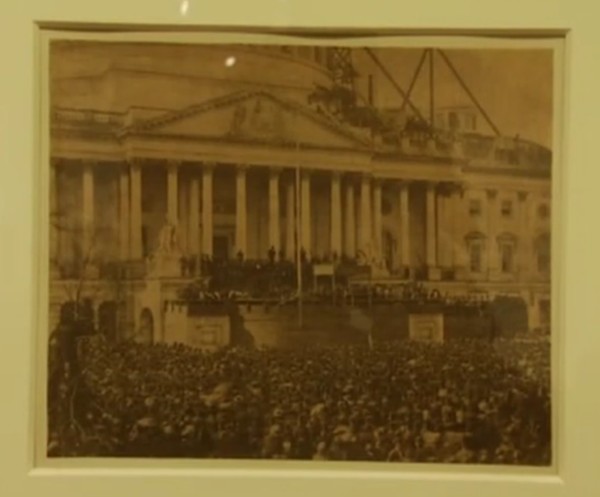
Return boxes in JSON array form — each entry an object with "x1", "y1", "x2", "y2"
[{"x1": 48, "y1": 333, "x2": 551, "y2": 465}]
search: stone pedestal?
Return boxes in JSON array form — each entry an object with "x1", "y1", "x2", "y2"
[
  {"x1": 371, "y1": 262, "x2": 390, "y2": 279},
  {"x1": 150, "y1": 221, "x2": 183, "y2": 278},
  {"x1": 427, "y1": 266, "x2": 442, "y2": 281},
  {"x1": 451, "y1": 140, "x2": 464, "y2": 158},
  {"x1": 400, "y1": 265, "x2": 413, "y2": 279},
  {"x1": 400, "y1": 136, "x2": 411, "y2": 152},
  {"x1": 82, "y1": 264, "x2": 100, "y2": 280},
  {"x1": 409, "y1": 313, "x2": 445, "y2": 343},
  {"x1": 426, "y1": 138, "x2": 437, "y2": 154},
  {"x1": 148, "y1": 254, "x2": 182, "y2": 278},
  {"x1": 453, "y1": 265, "x2": 468, "y2": 281}
]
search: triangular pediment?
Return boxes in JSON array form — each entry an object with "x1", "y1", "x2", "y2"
[{"x1": 125, "y1": 90, "x2": 372, "y2": 150}]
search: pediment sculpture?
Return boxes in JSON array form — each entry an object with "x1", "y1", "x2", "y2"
[{"x1": 228, "y1": 97, "x2": 285, "y2": 141}]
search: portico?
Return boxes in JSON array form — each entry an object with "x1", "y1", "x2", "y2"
[
  {"x1": 50, "y1": 89, "x2": 550, "y2": 288},
  {"x1": 51, "y1": 158, "x2": 467, "y2": 278}
]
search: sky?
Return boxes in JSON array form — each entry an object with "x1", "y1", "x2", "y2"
[
  {"x1": 354, "y1": 47, "x2": 554, "y2": 148},
  {"x1": 50, "y1": 41, "x2": 555, "y2": 149}
]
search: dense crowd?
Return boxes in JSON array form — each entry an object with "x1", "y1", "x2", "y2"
[
  {"x1": 48, "y1": 336, "x2": 551, "y2": 465},
  {"x1": 177, "y1": 259, "x2": 497, "y2": 307}
]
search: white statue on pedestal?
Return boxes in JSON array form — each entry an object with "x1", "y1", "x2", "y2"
[
  {"x1": 157, "y1": 220, "x2": 180, "y2": 256},
  {"x1": 149, "y1": 217, "x2": 182, "y2": 278}
]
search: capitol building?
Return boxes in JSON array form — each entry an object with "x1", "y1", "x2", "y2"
[{"x1": 48, "y1": 41, "x2": 552, "y2": 344}]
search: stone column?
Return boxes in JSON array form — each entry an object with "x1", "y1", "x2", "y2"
[
  {"x1": 286, "y1": 177, "x2": 295, "y2": 260},
  {"x1": 399, "y1": 181, "x2": 411, "y2": 272},
  {"x1": 372, "y1": 179, "x2": 383, "y2": 262},
  {"x1": 344, "y1": 179, "x2": 356, "y2": 258},
  {"x1": 235, "y1": 165, "x2": 247, "y2": 256},
  {"x1": 300, "y1": 170, "x2": 311, "y2": 258},
  {"x1": 518, "y1": 191, "x2": 530, "y2": 280},
  {"x1": 188, "y1": 172, "x2": 200, "y2": 255},
  {"x1": 177, "y1": 172, "x2": 188, "y2": 254},
  {"x1": 436, "y1": 188, "x2": 449, "y2": 268},
  {"x1": 451, "y1": 184, "x2": 467, "y2": 279},
  {"x1": 129, "y1": 161, "x2": 143, "y2": 260},
  {"x1": 330, "y1": 171, "x2": 342, "y2": 259},
  {"x1": 426, "y1": 182, "x2": 441, "y2": 280},
  {"x1": 268, "y1": 168, "x2": 281, "y2": 254},
  {"x1": 359, "y1": 174, "x2": 372, "y2": 257},
  {"x1": 167, "y1": 161, "x2": 179, "y2": 224},
  {"x1": 202, "y1": 165, "x2": 214, "y2": 257},
  {"x1": 119, "y1": 165, "x2": 130, "y2": 261},
  {"x1": 82, "y1": 163, "x2": 95, "y2": 259},
  {"x1": 486, "y1": 189, "x2": 499, "y2": 278}
]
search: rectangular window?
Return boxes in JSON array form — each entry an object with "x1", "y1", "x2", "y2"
[
  {"x1": 469, "y1": 243, "x2": 483, "y2": 273},
  {"x1": 469, "y1": 199, "x2": 482, "y2": 216},
  {"x1": 449, "y1": 112, "x2": 459, "y2": 130},
  {"x1": 538, "y1": 248, "x2": 550, "y2": 273},
  {"x1": 435, "y1": 113, "x2": 445, "y2": 128},
  {"x1": 501, "y1": 200, "x2": 513, "y2": 218},
  {"x1": 500, "y1": 243, "x2": 514, "y2": 273},
  {"x1": 538, "y1": 204, "x2": 550, "y2": 219}
]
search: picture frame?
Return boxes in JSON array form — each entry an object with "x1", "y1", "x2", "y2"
[{"x1": 1, "y1": 1, "x2": 598, "y2": 496}]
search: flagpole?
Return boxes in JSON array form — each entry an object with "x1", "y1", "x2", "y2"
[{"x1": 295, "y1": 141, "x2": 303, "y2": 330}]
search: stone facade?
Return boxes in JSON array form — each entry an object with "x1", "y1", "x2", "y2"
[{"x1": 48, "y1": 43, "x2": 552, "y2": 338}]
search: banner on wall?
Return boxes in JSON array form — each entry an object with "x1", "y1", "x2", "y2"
[
  {"x1": 188, "y1": 315, "x2": 231, "y2": 350},
  {"x1": 408, "y1": 313, "x2": 444, "y2": 343}
]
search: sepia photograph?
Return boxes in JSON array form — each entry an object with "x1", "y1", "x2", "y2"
[{"x1": 45, "y1": 37, "x2": 556, "y2": 467}]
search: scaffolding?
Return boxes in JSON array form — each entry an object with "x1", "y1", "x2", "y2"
[{"x1": 313, "y1": 46, "x2": 503, "y2": 140}]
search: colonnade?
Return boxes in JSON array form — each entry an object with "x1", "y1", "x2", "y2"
[{"x1": 50, "y1": 159, "x2": 496, "y2": 279}]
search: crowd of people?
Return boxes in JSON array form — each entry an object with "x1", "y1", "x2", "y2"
[
  {"x1": 48, "y1": 335, "x2": 551, "y2": 465},
  {"x1": 177, "y1": 257, "x2": 497, "y2": 306}
]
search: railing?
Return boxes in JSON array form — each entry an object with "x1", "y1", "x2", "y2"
[
  {"x1": 50, "y1": 103, "x2": 551, "y2": 171},
  {"x1": 383, "y1": 128, "x2": 552, "y2": 170},
  {"x1": 52, "y1": 108, "x2": 124, "y2": 128}
]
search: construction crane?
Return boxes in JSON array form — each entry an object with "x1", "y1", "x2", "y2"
[
  {"x1": 307, "y1": 46, "x2": 502, "y2": 141},
  {"x1": 308, "y1": 47, "x2": 386, "y2": 134}
]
